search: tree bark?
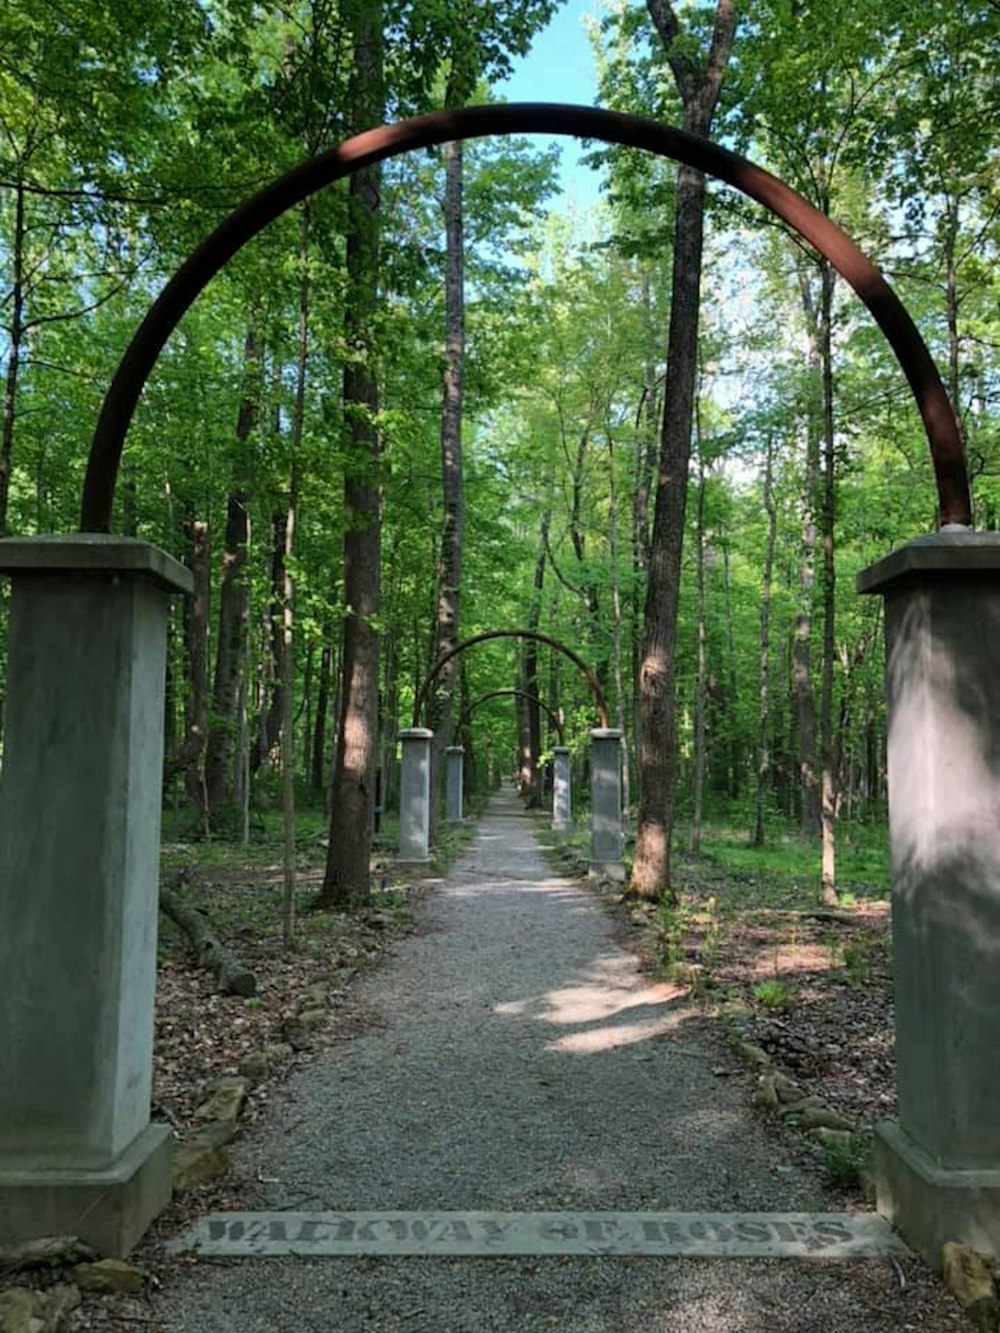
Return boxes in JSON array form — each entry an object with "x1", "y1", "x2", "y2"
[
  {"x1": 754, "y1": 435, "x2": 777, "y2": 846},
  {"x1": 319, "y1": 0, "x2": 383, "y2": 905},
  {"x1": 429, "y1": 138, "x2": 466, "y2": 844},
  {"x1": 166, "y1": 511, "x2": 210, "y2": 825},
  {"x1": 817, "y1": 258, "x2": 838, "y2": 904},
  {"x1": 794, "y1": 261, "x2": 822, "y2": 835},
  {"x1": 690, "y1": 452, "x2": 708, "y2": 854},
  {"x1": 160, "y1": 881, "x2": 256, "y2": 997},
  {"x1": 0, "y1": 180, "x2": 26, "y2": 537}
]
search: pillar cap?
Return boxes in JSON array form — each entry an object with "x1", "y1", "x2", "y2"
[
  {"x1": 589, "y1": 727, "x2": 623, "y2": 740},
  {"x1": 553, "y1": 745, "x2": 571, "y2": 753},
  {"x1": 445, "y1": 745, "x2": 465, "y2": 754},
  {"x1": 0, "y1": 534, "x2": 193, "y2": 594},
  {"x1": 398, "y1": 727, "x2": 433, "y2": 740},
  {"x1": 858, "y1": 531, "x2": 1000, "y2": 595}
]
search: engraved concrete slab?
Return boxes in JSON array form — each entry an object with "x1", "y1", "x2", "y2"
[{"x1": 169, "y1": 1210, "x2": 907, "y2": 1259}]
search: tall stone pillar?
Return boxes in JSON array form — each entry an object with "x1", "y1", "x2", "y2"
[
  {"x1": 398, "y1": 727, "x2": 433, "y2": 861},
  {"x1": 552, "y1": 745, "x2": 572, "y2": 830},
  {"x1": 589, "y1": 727, "x2": 624, "y2": 881},
  {"x1": 858, "y1": 531, "x2": 1000, "y2": 1265},
  {"x1": 445, "y1": 745, "x2": 464, "y2": 823},
  {"x1": 0, "y1": 535, "x2": 192, "y2": 1256}
]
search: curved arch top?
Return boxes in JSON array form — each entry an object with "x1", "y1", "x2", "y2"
[
  {"x1": 458, "y1": 689, "x2": 565, "y2": 744},
  {"x1": 81, "y1": 102, "x2": 971, "y2": 532},
  {"x1": 413, "y1": 629, "x2": 609, "y2": 729}
]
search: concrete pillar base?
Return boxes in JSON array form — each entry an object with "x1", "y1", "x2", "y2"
[
  {"x1": 874, "y1": 1120, "x2": 1000, "y2": 1267},
  {"x1": 0, "y1": 1124, "x2": 172, "y2": 1258},
  {"x1": 588, "y1": 859, "x2": 626, "y2": 883}
]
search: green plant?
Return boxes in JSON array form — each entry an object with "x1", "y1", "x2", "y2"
[
  {"x1": 751, "y1": 978, "x2": 790, "y2": 1009},
  {"x1": 243, "y1": 996, "x2": 263, "y2": 1010},
  {"x1": 652, "y1": 901, "x2": 689, "y2": 979},
  {"x1": 821, "y1": 1134, "x2": 869, "y2": 1188}
]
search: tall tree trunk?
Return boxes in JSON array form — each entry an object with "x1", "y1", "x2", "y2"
[
  {"x1": 794, "y1": 262, "x2": 822, "y2": 835},
  {"x1": 690, "y1": 454, "x2": 708, "y2": 854},
  {"x1": 167, "y1": 510, "x2": 210, "y2": 825},
  {"x1": 754, "y1": 435, "x2": 777, "y2": 847},
  {"x1": 319, "y1": 0, "x2": 383, "y2": 905},
  {"x1": 311, "y1": 642, "x2": 332, "y2": 796},
  {"x1": 204, "y1": 325, "x2": 260, "y2": 822},
  {"x1": 522, "y1": 508, "x2": 550, "y2": 808},
  {"x1": 817, "y1": 258, "x2": 838, "y2": 905},
  {"x1": 606, "y1": 422, "x2": 629, "y2": 817},
  {"x1": 0, "y1": 180, "x2": 26, "y2": 537},
  {"x1": 632, "y1": 0, "x2": 737, "y2": 899},
  {"x1": 429, "y1": 138, "x2": 466, "y2": 844}
]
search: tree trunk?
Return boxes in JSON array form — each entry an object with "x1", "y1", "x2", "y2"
[
  {"x1": 428, "y1": 138, "x2": 466, "y2": 845},
  {"x1": 319, "y1": 0, "x2": 383, "y2": 905},
  {"x1": 204, "y1": 327, "x2": 259, "y2": 823},
  {"x1": 753, "y1": 435, "x2": 777, "y2": 846},
  {"x1": 160, "y1": 880, "x2": 256, "y2": 997},
  {"x1": 794, "y1": 261, "x2": 822, "y2": 835},
  {"x1": 311, "y1": 642, "x2": 332, "y2": 796},
  {"x1": 166, "y1": 511, "x2": 210, "y2": 826},
  {"x1": 522, "y1": 509, "x2": 549, "y2": 808},
  {"x1": 817, "y1": 258, "x2": 838, "y2": 905},
  {"x1": 632, "y1": 0, "x2": 736, "y2": 899},
  {"x1": 690, "y1": 453, "x2": 708, "y2": 854},
  {"x1": 0, "y1": 180, "x2": 26, "y2": 537}
]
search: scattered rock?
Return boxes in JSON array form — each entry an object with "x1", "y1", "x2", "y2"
[
  {"x1": 297, "y1": 1008, "x2": 327, "y2": 1031},
  {"x1": 279, "y1": 1019, "x2": 312, "y2": 1051},
  {"x1": 37, "y1": 1286, "x2": 80, "y2": 1333},
  {"x1": 172, "y1": 1127, "x2": 233, "y2": 1189},
  {"x1": 238, "y1": 1050, "x2": 271, "y2": 1083},
  {"x1": 194, "y1": 1077, "x2": 247, "y2": 1122},
  {"x1": 0, "y1": 1236, "x2": 95, "y2": 1271},
  {"x1": 797, "y1": 1103, "x2": 855, "y2": 1132},
  {"x1": 0, "y1": 1284, "x2": 81, "y2": 1333},
  {"x1": 71, "y1": 1259, "x2": 144, "y2": 1295},
  {"x1": 752, "y1": 1073, "x2": 779, "y2": 1108},
  {"x1": 263, "y1": 1042, "x2": 295, "y2": 1064},
  {"x1": 772, "y1": 1072, "x2": 804, "y2": 1104},
  {"x1": 809, "y1": 1127, "x2": 855, "y2": 1151},
  {"x1": 737, "y1": 1042, "x2": 770, "y2": 1069},
  {"x1": 778, "y1": 1095, "x2": 824, "y2": 1119},
  {"x1": 943, "y1": 1242, "x2": 996, "y2": 1310},
  {"x1": 968, "y1": 1298, "x2": 1000, "y2": 1333},
  {"x1": 298, "y1": 983, "x2": 329, "y2": 1011}
]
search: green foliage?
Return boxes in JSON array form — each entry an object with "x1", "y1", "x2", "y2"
[
  {"x1": 751, "y1": 979, "x2": 790, "y2": 1010},
  {"x1": 820, "y1": 1133, "x2": 870, "y2": 1190}
]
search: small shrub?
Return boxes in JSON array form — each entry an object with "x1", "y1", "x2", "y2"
[
  {"x1": 751, "y1": 978, "x2": 790, "y2": 1009},
  {"x1": 821, "y1": 1133, "x2": 869, "y2": 1188}
]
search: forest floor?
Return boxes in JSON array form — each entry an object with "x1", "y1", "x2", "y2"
[{"x1": 5, "y1": 798, "x2": 972, "y2": 1332}]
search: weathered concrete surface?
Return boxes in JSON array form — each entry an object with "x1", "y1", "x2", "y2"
[
  {"x1": 445, "y1": 746, "x2": 464, "y2": 823},
  {"x1": 0, "y1": 536, "x2": 187, "y2": 1254},
  {"x1": 861, "y1": 533, "x2": 1000, "y2": 1264},
  {"x1": 552, "y1": 745, "x2": 571, "y2": 830},
  {"x1": 398, "y1": 728, "x2": 433, "y2": 861},
  {"x1": 588, "y1": 728, "x2": 624, "y2": 880}
]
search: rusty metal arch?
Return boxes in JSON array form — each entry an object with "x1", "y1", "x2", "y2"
[
  {"x1": 458, "y1": 689, "x2": 565, "y2": 744},
  {"x1": 413, "y1": 629, "x2": 609, "y2": 729},
  {"x1": 80, "y1": 103, "x2": 970, "y2": 533}
]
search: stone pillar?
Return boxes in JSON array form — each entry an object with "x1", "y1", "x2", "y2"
[
  {"x1": 445, "y1": 746, "x2": 464, "y2": 823},
  {"x1": 0, "y1": 535, "x2": 192, "y2": 1257},
  {"x1": 552, "y1": 746, "x2": 572, "y2": 830},
  {"x1": 398, "y1": 727, "x2": 433, "y2": 861},
  {"x1": 589, "y1": 727, "x2": 624, "y2": 881},
  {"x1": 858, "y1": 531, "x2": 1000, "y2": 1266}
]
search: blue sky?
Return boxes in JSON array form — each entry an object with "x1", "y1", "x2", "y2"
[{"x1": 495, "y1": 0, "x2": 606, "y2": 212}]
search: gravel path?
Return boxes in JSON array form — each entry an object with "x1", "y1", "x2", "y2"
[{"x1": 157, "y1": 789, "x2": 961, "y2": 1332}]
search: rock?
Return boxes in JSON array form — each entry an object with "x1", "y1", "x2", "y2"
[
  {"x1": 172, "y1": 1133, "x2": 231, "y2": 1190},
  {"x1": 0, "y1": 1236, "x2": 95, "y2": 1270},
  {"x1": 297, "y1": 1008, "x2": 327, "y2": 1031},
  {"x1": 37, "y1": 1286, "x2": 80, "y2": 1332},
  {"x1": 943, "y1": 1242, "x2": 996, "y2": 1310},
  {"x1": 194, "y1": 1077, "x2": 247, "y2": 1122},
  {"x1": 968, "y1": 1298, "x2": 1000, "y2": 1333},
  {"x1": 809, "y1": 1127, "x2": 855, "y2": 1151},
  {"x1": 263, "y1": 1041, "x2": 294, "y2": 1064},
  {"x1": 301, "y1": 982, "x2": 329, "y2": 1008},
  {"x1": 737, "y1": 1042, "x2": 770, "y2": 1069},
  {"x1": 772, "y1": 1073, "x2": 804, "y2": 1104},
  {"x1": 778, "y1": 1095, "x2": 824, "y2": 1118},
  {"x1": 238, "y1": 1050, "x2": 271, "y2": 1083},
  {"x1": 71, "y1": 1259, "x2": 144, "y2": 1295},
  {"x1": 0, "y1": 1288, "x2": 45, "y2": 1333},
  {"x1": 279, "y1": 1019, "x2": 312, "y2": 1051},
  {"x1": 752, "y1": 1073, "x2": 779, "y2": 1108},
  {"x1": 797, "y1": 1104, "x2": 855, "y2": 1132}
]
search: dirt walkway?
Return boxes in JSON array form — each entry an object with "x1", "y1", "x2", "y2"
[{"x1": 156, "y1": 789, "x2": 961, "y2": 1331}]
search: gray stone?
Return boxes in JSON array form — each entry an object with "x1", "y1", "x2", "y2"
[
  {"x1": 942, "y1": 1241, "x2": 996, "y2": 1309},
  {"x1": 752, "y1": 1075, "x2": 779, "y2": 1109},
  {"x1": 445, "y1": 746, "x2": 464, "y2": 823},
  {"x1": 297, "y1": 1008, "x2": 327, "y2": 1031},
  {"x1": 168, "y1": 1210, "x2": 908, "y2": 1259},
  {"x1": 772, "y1": 1073, "x2": 804, "y2": 1104},
  {"x1": 71, "y1": 1258, "x2": 145, "y2": 1294},
  {"x1": 238, "y1": 1051, "x2": 271, "y2": 1083},
  {"x1": 172, "y1": 1143, "x2": 230, "y2": 1192},
  {"x1": 810, "y1": 1128, "x2": 856, "y2": 1152},
  {"x1": 194, "y1": 1079, "x2": 247, "y2": 1123},
  {"x1": 262, "y1": 1043, "x2": 294, "y2": 1064},
  {"x1": 299, "y1": 982, "x2": 329, "y2": 1010},
  {"x1": 737, "y1": 1042, "x2": 771, "y2": 1069},
  {"x1": 551, "y1": 746, "x2": 571, "y2": 830},
  {"x1": 398, "y1": 728, "x2": 433, "y2": 861},
  {"x1": 0, "y1": 540, "x2": 186, "y2": 1257},
  {"x1": 0, "y1": 1288, "x2": 44, "y2": 1333},
  {"x1": 797, "y1": 1104, "x2": 855, "y2": 1133},
  {"x1": 860, "y1": 535, "x2": 1000, "y2": 1264},
  {"x1": 588, "y1": 728, "x2": 624, "y2": 880}
]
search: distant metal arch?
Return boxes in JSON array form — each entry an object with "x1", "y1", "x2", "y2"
[
  {"x1": 80, "y1": 103, "x2": 971, "y2": 532},
  {"x1": 413, "y1": 629, "x2": 609, "y2": 729},
  {"x1": 458, "y1": 689, "x2": 565, "y2": 744}
]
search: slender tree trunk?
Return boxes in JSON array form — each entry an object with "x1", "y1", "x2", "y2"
[
  {"x1": 632, "y1": 0, "x2": 736, "y2": 899},
  {"x1": 607, "y1": 424, "x2": 630, "y2": 817},
  {"x1": 754, "y1": 435, "x2": 777, "y2": 846},
  {"x1": 817, "y1": 259, "x2": 838, "y2": 905},
  {"x1": 428, "y1": 139, "x2": 466, "y2": 844},
  {"x1": 794, "y1": 261, "x2": 822, "y2": 835},
  {"x1": 204, "y1": 326, "x2": 259, "y2": 822},
  {"x1": 320, "y1": 0, "x2": 383, "y2": 905},
  {"x1": 522, "y1": 509, "x2": 549, "y2": 807},
  {"x1": 691, "y1": 455, "x2": 708, "y2": 854},
  {"x1": 0, "y1": 181, "x2": 26, "y2": 537},
  {"x1": 311, "y1": 643, "x2": 332, "y2": 796},
  {"x1": 168, "y1": 511, "x2": 210, "y2": 824}
]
